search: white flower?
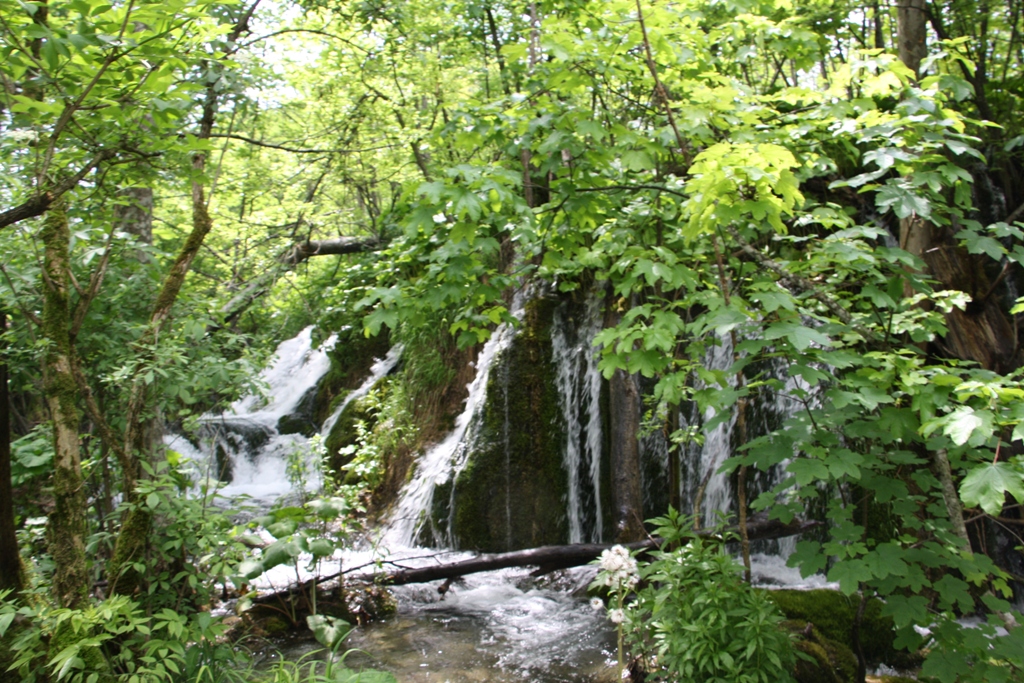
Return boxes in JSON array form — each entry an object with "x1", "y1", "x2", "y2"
[
  {"x1": 597, "y1": 545, "x2": 639, "y2": 589},
  {"x1": 590, "y1": 597, "x2": 604, "y2": 611},
  {"x1": 432, "y1": 213, "x2": 447, "y2": 224},
  {"x1": 608, "y1": 608, "x2": 625, "y2": 624}
]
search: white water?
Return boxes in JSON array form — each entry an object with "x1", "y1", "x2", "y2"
[
  {"x1": 383, "y1": 302, "x2": 522, "y2": 548},
  {"x1": 165, "y1": 327, "x2": 403, "y2": 507},
  {"x1": 551, "y1": 295, "x2": 605, "y2": 544},
  {"x1": 320, "y1": 344, "x2": 404, "y2": 438},
  {"x1": 231, "y1": 326, "x2": 336, "y2": 422}
]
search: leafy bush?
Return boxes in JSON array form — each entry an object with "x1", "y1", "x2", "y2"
[
  {"x1": 626, "y1": 510, "x2": 796, "y2": 683},
  {"x1": 0, "y1": 593, "x2": 245, "y2": 683}
]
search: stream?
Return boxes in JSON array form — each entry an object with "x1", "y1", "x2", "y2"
[{"x1": 164, "y1": 324, "x2": 835, "y2": 682}]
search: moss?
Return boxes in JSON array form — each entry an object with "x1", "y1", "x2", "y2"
[
  {"x1": 107, "y1": 506, "x2": 153, "y2": 598},
  {"x1": 313, "y1": 330, "x2": 391, "y2": 426},
  {"x1": 324, "y1": 389, "x2": 383, "y2": 476},
  {"x1": 443, "y1": 294, "x2": 569, "y2": 551},
  {"x1": 48, "y1": 619, "x2": 116, "y2": 683},
  {"x1": 767, "y1": 589, "x2": 902, "y2": 668},
  {"x1": 783, "y1": 620, "x2": 859, "y2": 683}
]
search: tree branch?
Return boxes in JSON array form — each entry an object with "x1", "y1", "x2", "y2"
[
  {"x1": 0, "y1": 150, "x2": 114, "y2": 230},
  {"x1": 207, "y1": 133, "x2": 395, "y2": 155}
]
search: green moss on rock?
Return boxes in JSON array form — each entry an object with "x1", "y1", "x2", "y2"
[
  {"x1": 788, "y1": 621, "x2": 858, "y2": 683},
  {"x1": 443, "y1": 295, "x2": 569, "y2": 551},
  {"x1": 768, "y1": 589, "x2": 900, "y2": 668},
  {"x1": 324, "y1": 387, "x2": 385, "y2": 476},
  {"x1": 313, "y1": 329, "x2": 391, "y2": 426}
]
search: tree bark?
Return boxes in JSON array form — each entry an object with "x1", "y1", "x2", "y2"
[
  {"x1": 607, "y1": 369, "x2": 645, "y2": 541},
  {"x1": 897, "y1": 0, "x2": 928, "y2": 78},
  {"x1": 218, "y1": 237, "x2": 380, "y2": 326},
  {"x1": 0, "y1": 309, "x2": 22, "y2": 593},
  {"x1": 40, "y1": 202, "x2": 90, "y2": 609}
]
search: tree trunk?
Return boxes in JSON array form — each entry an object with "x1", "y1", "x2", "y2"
[
  {"x1": 608, "y1": 369, "x2": 645, "y2": 541},
  {"x1": 40, "y1": 202, "x2": 89, "y2": 609},
  {"x1": 0, "y1": 309, "x2": 22, "y2": 593},
  {"x1": 340, "y1": 516, "x2": 821, "y2": 588},
  {"x1": 897, "y1": 0, "x2": 927, "y2": 78},
  {"x1": 603, "y1": 292, "x2": 646, "y2": 542}
]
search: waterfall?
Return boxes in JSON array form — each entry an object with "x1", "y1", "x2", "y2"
[
  {"x1": 383, "y1": 301, "x2": 523, "y2": 548},
  {"x1": 165, "y1": 327, "x2": 402, "y2": 507},
  {"x1": 320, "y1": 344, "x2": 404, "y2": 438},
  {"x1": 551, "y1": 296, "x2": 605, "y2": 544},
  {"x1": 179, "y1": 326, "x2": 336, "y2": 504}
]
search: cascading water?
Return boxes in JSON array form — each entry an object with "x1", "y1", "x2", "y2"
[
  {"x1": 165, "y1": 327, "x2": 403, "y2": 507},
  {"x1": 551, "y1": 295, "x2": 605, "y2": 544},
  {"x1": 168, "y1": 327, "x2": 336, "y2": 504},
  {"x1": 320, "y1": 344, "x2": 404, "y2": 438},
  {"x1": 383, "y1": 301, "x2": 522, "y2": 549}
]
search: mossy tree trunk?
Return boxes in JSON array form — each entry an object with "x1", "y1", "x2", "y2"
[
  {"x1": 40, "y1": 202, "x2": 90, "y2": 609},
  {"x1": 0, "y1": 309, "x2": 22, "y2": 594},
  {"x1": 108, "y1": 48, "x2": 232, "y2": 594},
  {"x1": 608, "y1": 368, "x2": 645, "y2": 541}
]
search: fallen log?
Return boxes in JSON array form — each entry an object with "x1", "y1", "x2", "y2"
[
  {"x1": 241, "y1": 517, "x2": 820, "y2": 610},
  {"x1": 361, "y1": 516, "x2": 821, "y2": 587}
]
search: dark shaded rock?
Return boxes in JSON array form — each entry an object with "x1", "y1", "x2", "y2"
[
  {"x1": 277, "y1": 384, "x2": 319, "y2": 436},
  {"x1": 767, "y1": 589, "x2": 918, "y2": 669},
  {"x1": 442, "y1": 295, "x2": 570, "y2": 552},
  {"x1": 785, "y1": 620, "x2": 857, "y2": 683}
]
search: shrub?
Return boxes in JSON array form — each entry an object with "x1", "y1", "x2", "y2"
[{"x1": 626, "y1": 510, "x2": 796, "y2": 683}]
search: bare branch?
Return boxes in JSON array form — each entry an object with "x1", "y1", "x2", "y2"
[
  {"x1": 0, "y1": 150, "x2": 115, "y2": 230},
  {"x1": 207, "y1": 133, "x2": 396, "y2": 155}
]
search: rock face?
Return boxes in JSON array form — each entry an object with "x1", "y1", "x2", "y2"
[{"x1": 437, "y1": 296, "x2": 572, "y2": 552}]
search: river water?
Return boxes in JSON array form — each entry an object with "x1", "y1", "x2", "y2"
[{"x1": 167, "y1": 325, "x2": 836, "y2": 682}]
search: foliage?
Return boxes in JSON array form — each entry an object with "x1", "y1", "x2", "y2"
[
  {"x1": 0, "y1": 591, "x2": 245, "y2": 683},
  {"x1": 624, "y1": 511, "x2": 796, "y2": 683},
  {"x1": 105, "y1": 458, "x2": 249, "y2": 613},
  {"x1": 5, "y1": 0, "x2": 1024, "y2": 678},
  {"x1": 255, "y1": 646, "x2": 397, "y2": 683}
]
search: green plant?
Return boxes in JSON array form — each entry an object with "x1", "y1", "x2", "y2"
[
  {"x1": 236, "y1": 496, "x2": 353, "y2": 618},
  {"x1": 0, "y1": 591, "x2": 247, "y2": 683},
  {"x1": 626, "y1": 510, "x2": 796, "y2": 683},
  {"x1": 109, "y1": 458, "x2": 248, "y2": 613}
]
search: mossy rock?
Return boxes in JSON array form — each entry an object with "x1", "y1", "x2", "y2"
[
  {"x1": 768, "y1": 589, "x2": 899, "y2": 668},
  {"x1": 324, "y1": 386, "x2": 386, "y2": 475},
  {"x1": 277, "y1": 383, "x2": 320, "y2": 436},
  {"x1": 314, "y1": 330, "x2": 392, "y2": 426},
  {"x1": 786, "y1": 621, "x2": 858, "y2": 683},
  {"x1": 442, "y1": 294, "x2": 569, "y2": 551}
]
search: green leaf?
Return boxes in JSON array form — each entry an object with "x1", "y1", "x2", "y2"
[
  {"x1": 942, "y1": 406, "x2": 988, "y2": 446},
  {"x1": 827, "y1": 559, "x2": 873, "y2": 595},
  {"x1": 266, "y1": 520, "x2": 298, "y2": 538},
  {"x1": 763, "y1": 322, "x2": 831, "y2": 351},
  {"x1": 306, "y1": 614, "x2": 350, "y2": 648},
  {"x1": 788, "y1": 458, "x2": 830, "y2": 485},
  {"x1": 960, "y1": 462, "x2": 1024, "y2": 515},
  {"x1": 307, "y1": 538, "x2": 335, "y2": 558}
]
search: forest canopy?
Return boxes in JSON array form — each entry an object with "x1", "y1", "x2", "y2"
[{"x1": 2, "y1": 0, "x2": 1024, "y2": 681}]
